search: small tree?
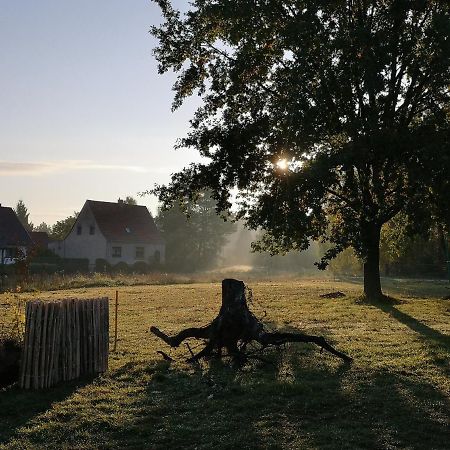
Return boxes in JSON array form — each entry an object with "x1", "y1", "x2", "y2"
[
  {"x1": 152, "y1": 0, "x2": 450, "y2": 298},
  {"x1": 15, "y1": 200, "x2": 33, "y2": 232}
]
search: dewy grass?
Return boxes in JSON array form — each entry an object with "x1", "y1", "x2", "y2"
[
  {"x1": 0, "y1": 279, "x2": 449, "y2": 449},
  {"x1": 13, "y1": 272, "x2": 202, "y2": 292}
]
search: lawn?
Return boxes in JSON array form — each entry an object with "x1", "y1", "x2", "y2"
[{"x1": 0, "y1": 278, "x2": 449, "y2": 449}]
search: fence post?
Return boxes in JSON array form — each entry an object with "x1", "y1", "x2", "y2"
[{"x1": 113, "y1": 291, "x2": 118, "y2": 351}]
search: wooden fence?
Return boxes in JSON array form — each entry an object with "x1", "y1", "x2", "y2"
[{"x1": 19, "y1": 298, "x2": 109, "y2": 389}]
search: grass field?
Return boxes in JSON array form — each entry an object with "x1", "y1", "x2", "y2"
[{"x1": 1, "y1": 278, "x2": 449, "y2": 449}]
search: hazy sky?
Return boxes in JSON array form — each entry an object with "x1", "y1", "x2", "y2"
[{"x1": 0, "y1": 0, "x2": 202, "y2": 225}]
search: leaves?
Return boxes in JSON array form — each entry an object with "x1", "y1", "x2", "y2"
[
  {"x1": 151, "y1": 0, "x2": 450, "y2": 266},
  {"x1": 155, "y1": 192, "x2": 236, "y2": 271}
]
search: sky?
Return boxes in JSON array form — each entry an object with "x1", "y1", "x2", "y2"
[{"x1": 0, "y1": 0, "x2": 202, "y2": 226}]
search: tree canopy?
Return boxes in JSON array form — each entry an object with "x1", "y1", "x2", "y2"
[
  {"x1": 50, "y1": 212, "x2": 79, "y2": 240},
  {"x1": 118, "y1": 196, "x2": 138, "y2": 205},
  {"x1": 155, "y1": 193, "x2": 235, "y2": 272},
  {"x1": 34, "y1": 222, "x2": 52, "y2": 234},
  {"x1": 152, "y1": 0, "x2": 450, "y2": 297}
]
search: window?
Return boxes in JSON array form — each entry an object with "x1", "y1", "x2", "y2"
[
  {"x1": 135, "y1": 247, "x2": 144, "y2": 259},
  {"x1": 77, "y1": 225, "x2": 82, "y2": 235},
  {"x1": 112, "y1": 247, "x2": 122, "y2": 258},
  {"x1": 89, "y1": 225, "x2": 95, "y2": 235},
  {"x1": 154, "y1": 250, "x2": 161, "y2": 264}
]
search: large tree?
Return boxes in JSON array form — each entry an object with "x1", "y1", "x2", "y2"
[
  {"x1": 152, "y1": 0, "x2": 450, "y2": 298},
  {"x1": 156, "y1": 193, "x2": 236, "y2": 272}
]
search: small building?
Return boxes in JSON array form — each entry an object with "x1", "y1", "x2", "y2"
[
  {"x1": 49, "y1": 200, "x2": 165, "y2": 270},
  {"x1": 0, "y1": 204, "x2": 33, "y2": 265}
]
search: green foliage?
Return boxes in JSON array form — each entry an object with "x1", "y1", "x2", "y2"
[
  {"x1": 113, "y1": 261, "x2": 130, "y2": 274},
  {"x1": 156, "y1": 192, "x2": 236, "y2": 272},
  {"x1": 132, "y1": 261, "x2": 150, "y2": 274},
  {"x1": 118, "y1": 196, "x2": 138, "y2": 205},
  {"x1": 95, "y1": 258, "x2": 112, "y2": 273},
  {"x1": 329, "y1": 248, "x2": 363, "y2": 276},
  {"x1": 50, "y1": 212, "x2": 79, "y2": 240},
  {"x1": 152, "y1": 1, "x2": 450, "y2": 295},
  {"x1": 26, "y1": 257, "x2": 89, "y2": 275},
  {"x1": 34, "y1": 222, "x2": 52, "y2": 234},
  {"x1": 28, "y1": 262, "x2": 59, "y2": 275},
  {"x1": 380, "y1": 213, "x2": 412, "y2": 264},
  {"x1": 380, "y1": 214, "x2": 447, "y2": 277},
  {"x1": 14, "y1": 200, "x2": 33, "y2": 232}
]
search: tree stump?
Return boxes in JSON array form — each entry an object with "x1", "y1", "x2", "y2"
[{"x1": 150, "y1": 279, "x2": 352, "y2": 364}]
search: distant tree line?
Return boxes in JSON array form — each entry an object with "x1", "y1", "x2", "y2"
[
  {"x1": 155, "y1": 192, "x2": 236, "y2": 272},
  {"x1": 13, "y1": 198, "x2": 448, "y2": 278},
  {"x1": 330, "y1": 215, "x2": 448, "y2": 278}
]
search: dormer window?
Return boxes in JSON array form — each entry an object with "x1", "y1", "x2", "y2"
[
  {"x1": 90, "y1": 225, "x2": 95, "y2": 235},
  {"x1": 77, "y1": 225, "x2": 82, "y2": 235}
]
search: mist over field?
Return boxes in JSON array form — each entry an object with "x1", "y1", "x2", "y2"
[{"x1": 219, "y1": 224, "x2": 321, "y2": 276}]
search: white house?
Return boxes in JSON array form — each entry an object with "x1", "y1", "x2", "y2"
[{"x1": 50, "y1": 200, "x2": 165, "y2": 270}]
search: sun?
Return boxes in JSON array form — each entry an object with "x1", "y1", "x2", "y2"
[{"x1": 276, "y1": 158, "x2": 289, "y2": 170}]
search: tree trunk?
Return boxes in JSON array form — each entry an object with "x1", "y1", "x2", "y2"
[
  {"x1": 151, "y1": 279, "x2": 352, "y2": 364},
  {"x1": 363, "y1": 224, "x2": 383, "y2": 299}
]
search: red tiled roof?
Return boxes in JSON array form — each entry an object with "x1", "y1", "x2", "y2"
[
  {"x1": 86, "y1": 200, "x2": 163, "y2": 244},
  {"x1": 0, "y1": 206, "x2": 33, "y2": 247}
]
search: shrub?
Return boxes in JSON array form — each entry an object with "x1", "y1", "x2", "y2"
[
  {"x1": 0, "y1": 338, "x2": 22, "y2": 387},
  {"x1": 60, "y1": 258, "x2": 89, "y2": 274},
  {"x1": 132, "y1": 261, "x2": 149, "y2": 274},
  {"x1": 95, "y1": 258, "x2": 111, "y2": 273},
  {"x1": 113, "y1": 261, "x2": 130, "y2": 274},
  {"x1": 28, "y1": 262, "x2": 59, "y2": 275},
  {"x1": 25, "y1": 257, "x2": 89, "y2": 274}
]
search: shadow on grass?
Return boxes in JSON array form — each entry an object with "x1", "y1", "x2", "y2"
[
  {"x1": 2, "y1": 354, "x2": 448, "y2": 449},
  {"x1": 102, "y1": 351, "x2": 449, "y2": 450},
  {"x1": 1, "y1": 316, "x2": 449, "y2": 450},
  {"x1": 100, "y1": 318, "x2": 449, "y2": 450},
  {"x1": 339, "y1": 275, "x2": 449, "y2": 299},
  {"x1": 367, "y1": 296, "x2": 450, "y2": 377},
  {"x1": 0, "y1": 376, "x2": 95, "y2": 445},
  {"x1": 371, "y1": 297, "x2": 449, "y2": 346}
]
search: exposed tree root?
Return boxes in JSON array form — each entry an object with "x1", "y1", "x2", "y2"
[{"x1": 150, "y1": 279, "x2": 352, "y2": 365}]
